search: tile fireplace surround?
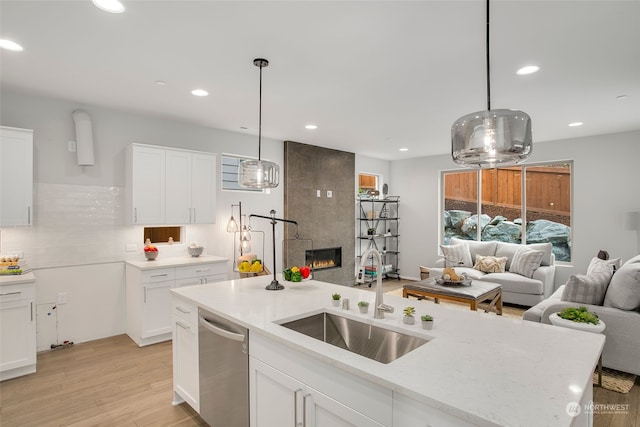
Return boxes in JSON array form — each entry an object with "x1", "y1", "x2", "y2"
[{"x1": 283, "y1": 141, "x2": 355, "y2": 286}]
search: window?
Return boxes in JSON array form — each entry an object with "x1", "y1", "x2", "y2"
[
  {"x1": 144, "y1": 226, "x2": 181, "y2": 244},
  {"x1": 442, "y1": 162, "x2": 572, "y2": 261},
  {"x1": 221, "y1": 155, "x2": 263, "y2": 192},
  {"x1": 358, "y1": 173, "x2": 382, "y2": 196}
]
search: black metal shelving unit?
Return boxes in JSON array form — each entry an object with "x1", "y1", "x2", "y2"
[{"x1": 357, "y1": 196, "x2": 400, "y2": 286}]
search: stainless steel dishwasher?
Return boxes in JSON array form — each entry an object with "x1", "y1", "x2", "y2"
[{"x1": 198, "y1": 308, "x2": 249, "y2": 427}]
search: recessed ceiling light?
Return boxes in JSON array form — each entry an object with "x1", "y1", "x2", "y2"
[
  {"x1": 516, "y1": 65, "x2": 540, "y2": 75},
  {"x1": 305, "y1": 124, "x2": 318, "y2": 130},
  {"x1": 616, "y1": 95, "x2": 628, "y2": 100},
  {"x1": 191, "y1": 89, "x2": 208, "y2": 97},
  {"x1": 0, "y1": 39, "x2": 24, "y2": 52},
  {"x1": 568, "y1": 122, "x2": 583, "y2": 127},
  {"x1": 240, "y1": 126, "x2": 248, "y2": 130},
  {"x1": 399, "y1": 148, "x2": 409, "y2": 152},
  {"x1": 155, "y1": 80, "x2": 167, "y2": 86},
  {"x1": 92, "y1": 0, "x2": 125, "y2": 13}
]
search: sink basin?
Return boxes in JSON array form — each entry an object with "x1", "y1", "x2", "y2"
[{"x1": 279, "y1": 311, "x2": 429, "y2": 364}]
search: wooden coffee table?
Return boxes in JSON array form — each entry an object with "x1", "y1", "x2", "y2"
[{"x1": 403, "y1": 279, "x2": 503, "y2": 315}]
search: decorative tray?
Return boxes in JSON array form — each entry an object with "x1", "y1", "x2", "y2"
[{"x1": 436, "y1": 277, "x2": 472, "y2": 287}]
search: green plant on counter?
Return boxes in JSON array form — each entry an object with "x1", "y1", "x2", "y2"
[
  {"x1": 331, "y1": 293, "x2": 341, "y2": 301},
  {"x1": 403, "y1": 306, "x2": 416, "y2": 317},
  {"x1": 558, "y1": 306, "x2": 600, "y2": 325},
  {"x1": 357, "y1": 301, "x2": 369, "y2": 307},
  {"x1": 421, "y1": 314, "x2": 433, "y2": 321}
]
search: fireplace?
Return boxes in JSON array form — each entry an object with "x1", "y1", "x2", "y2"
[{"x1": 305, "y1": 247, "x2": 342, "y2": 270}]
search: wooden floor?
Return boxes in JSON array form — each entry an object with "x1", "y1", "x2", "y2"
[{"x1": 1, "y1": 288, "x2": 638, "y2": 426}]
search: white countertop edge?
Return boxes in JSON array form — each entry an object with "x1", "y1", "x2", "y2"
[
  {"x1": 171, "y1": 276, "x2": 605, "y2": 427},
  {"x1": 0, "y1": 271, "x2": 36, "y2": 285},
  {"x1": 126, "y1": 255, "x2": 228, "y2": 269}
]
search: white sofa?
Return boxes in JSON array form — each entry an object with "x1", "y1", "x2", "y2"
[
  {"x1": 429, "y1": 237, "x2": 556, "y2": 307},
  {"x1": 523, "y1": 255, "x2": 640, "y2": 375}
]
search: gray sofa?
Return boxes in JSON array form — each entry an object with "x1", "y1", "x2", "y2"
[
  {"x1": 523, "y1": 255, "x2": 640, "y2": 375},
  {"x1": 429, "y1": 237, "x2": 556, "y2": 307}
]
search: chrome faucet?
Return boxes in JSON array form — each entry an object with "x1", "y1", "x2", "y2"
[{"x1": 360, "y1": 248, "x2": 395, "y2": 319}]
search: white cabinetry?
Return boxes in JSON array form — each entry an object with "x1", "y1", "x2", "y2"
[
  {"x1": 171, "y1": 296, "x2": 199, "y2": 411},
  {"x1": 126, "y1": 143, "x2": 216, "y2": 225},
  {"x1": 250, "y1": 333, "x2": 391, "y2": 427},
  {"x1": 126, "y1": 260, "x2": 227, "y2": 347},
  {"x1": 0, "y1": 280, "x2": 36, "y2": 381},
  {"x1": 0, "y1": 126, "x2": 33, "y2": 227}
]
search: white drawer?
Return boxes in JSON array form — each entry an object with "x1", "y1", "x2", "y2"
[
  {"x1": 176, "y1": 263, "x2": 226, "y2": 280},
  {"x1": 140, "y1": 268, "x2": 175, "y2": 284},
  {"x1": 0, "y1": 283, "x2": 35, "y2": 302},
  {"x1": 172, "y1": 298, "x2": 197, "y2": 324}
]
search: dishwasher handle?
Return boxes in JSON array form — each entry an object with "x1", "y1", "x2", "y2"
[{"x1": 199, "y1": 315, "x2": 246, "y2": 342}]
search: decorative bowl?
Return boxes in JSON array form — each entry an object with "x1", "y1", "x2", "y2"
[
  {"x1": 144, "y1": 251, "x2": 158, "y2": 261},
  {"x1": 188, "y1": 246, "x2": 204, "y2": 257}
]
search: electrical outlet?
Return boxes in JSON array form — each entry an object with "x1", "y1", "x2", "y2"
[
  {"x1": 327, "y1": 190, "x2": 333, "y2": 198},
  {"x1": 57, "y1": 293, "x2": 67, "y2": 305},
  {"x1": 68, "y1": 140, "x2": 77, "y2": 152},
  {"x1": 317, "y1": 190, "x2": 321, "y2": 197}
]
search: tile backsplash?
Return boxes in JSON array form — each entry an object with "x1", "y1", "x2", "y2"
[{"x1": 0, "y1": 183, "x2": 213, "y2": 269}]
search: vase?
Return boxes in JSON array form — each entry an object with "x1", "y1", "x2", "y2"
[
  {"x1": 358, "y1": 305, "x2": 369, "y2": 314},
  {"x1": 403, "y1": 316, "x2": 415, "y2": 325},
  {"x1": 332, "y1": 299, "x2": 341, "y2": 307},
  {"x1": 421, "y1": 320, "x2": 433, "y2": 330}
]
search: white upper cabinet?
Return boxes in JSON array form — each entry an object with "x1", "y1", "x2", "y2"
[
  {"x1": 126, "y1": 144, "x2": 216, "y2": 225},
  {"x1": 0, "y1": 127, "x2": 34, "y2": 227}
]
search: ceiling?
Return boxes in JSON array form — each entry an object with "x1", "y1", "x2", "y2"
[{"x1": 1, "y1": 1, "x2": 639, "y2": 160}]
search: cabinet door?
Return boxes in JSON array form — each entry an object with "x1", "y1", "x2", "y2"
[
  {"x1": 0, "y1": 127, "x2": 33, "y2": 227},
  {"x1": 304, "y1": 386, "x2": 386, "y2": 427},
  {"x1": 173, "y1": 315, "x2": 199, "y2": 411},
  {"x1": 0, "y1": 298, "x2": 36, "y2": 373},
  {"x1": 165, "y1": 149, "x2": 192, "y2": 224},
  {"x1": 190, "y1": 152, "x2": 216, "y2": 224},
  {"x1": 131, "y1": 145, "x2": 165, "y2": 224},
  {"x1": 250, "y1": 357, "x2": 304, "y2": 427},
  {"x1": 141, "y1": 281, "x2": 173, "y2": 338}
]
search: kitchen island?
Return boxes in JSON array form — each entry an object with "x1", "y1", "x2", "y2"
[{"x1": 171, "y1": 275, "x2": 604, "y2": 427}]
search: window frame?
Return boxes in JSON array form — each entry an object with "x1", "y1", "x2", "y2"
[{"x1": 220, "y1": 154, "x2": 265, "y2": 193}]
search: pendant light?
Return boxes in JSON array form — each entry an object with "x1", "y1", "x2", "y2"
[
  {"x1": 451, "y1": 0, "x2": 532, "y2": 168},
  {"x1": 239, "y1": 58, "x2": 280, "y2": 188}
]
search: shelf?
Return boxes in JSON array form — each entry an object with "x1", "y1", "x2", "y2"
[
  {"x1": 357, "y1": 196, "x2": 400, "y2": 283},
  {"x1": 358, "y1": 234, "x2": 399, "y2": 239}
]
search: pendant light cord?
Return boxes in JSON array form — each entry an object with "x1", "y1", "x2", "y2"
[
  {"x1": 258, "y1": 63, "x2": 263, "y2": 161},
  {"x1": 486, "y1": 0, "x2": 491, "y2": 111}
]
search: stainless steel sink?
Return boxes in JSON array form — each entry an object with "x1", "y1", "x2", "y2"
[{"x1": 280, "y1": 312, "x2": 429, "y2": 364}]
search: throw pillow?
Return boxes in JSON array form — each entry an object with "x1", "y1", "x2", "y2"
[
  {"x1": 603, "y1": 262, "x2": 640, "y2": 311},
  {"x1": 587, "y1": 257, "x2": 621, "y2": 275},
  {"x1": 509, "y1": 248, "x2": 544, "y2": 278},
  {"x1": 440, "y1": 243, "x2": 473, "y2": 268},
  {"x1": 474, "y1": 255, "x2": 508, "y2": 273},
  {"x1": 561, "y1": 268, "x2": 613, "y2": 306}
]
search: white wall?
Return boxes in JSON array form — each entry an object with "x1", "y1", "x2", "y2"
[
  {"x1": 1, "y1": 88, "x2": 284, "y2": 349},
  {"x1": 392, "y1": 130, "x2": 640, "y2": 286}
]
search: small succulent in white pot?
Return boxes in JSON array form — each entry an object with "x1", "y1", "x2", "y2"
[
  {"x1": 402, "y1": 307, "x2": 416, "y2": 325},
  {"x1": 331, "y1": 293, "x2": 341, "y2": 306},
  {"x1": 421, "y1": 314, "x2": 434, "y2": 330},
  {"x1": 357, "y1": 301, "x2": 369, "y2": 314}
]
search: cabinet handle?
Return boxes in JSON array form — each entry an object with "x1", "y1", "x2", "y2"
[
  {"x1": 175, "y1": 306, "x2": 190, "y2": 314},
  {"x1": 302, "y1": 393, "x2": 311, "y2": 427},
  {"x1": 134, "y1": 208, "x2": 137, "y2": 223},
  {"x1": 176, "y1": 320, "x2": 190, "y2": 330},
  {"x1": 144, "y1": 287, "x2": 147, "y2": 303},
  {"x1": 0, "y1": 291, "x2": 21, "y2": 297},
  {"x1": 150, "y1": 274, "x2": 168, "y2": 278},
  {"x1": 195, "y1": 269, "x2": 211, "y2": 274},
  {"x1": 31, "y1": 301, "x2": 34, "y2": 321},
  {"x1": 293, "y1": 389, "x2": 303, "y2": 427},
  {"x1": 28, "y1": 206, "x2": 31, "y2": 225}
]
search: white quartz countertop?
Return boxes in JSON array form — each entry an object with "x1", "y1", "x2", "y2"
[
  {"x1": 125, "y1": 255, "x2": 228, "y2": 270},
  {"x1": 171, "y1": 275, "x2": 604, "y2": 427},
  {"x1": 0, "y1": 271, "x2": 35, "y2": 285}
]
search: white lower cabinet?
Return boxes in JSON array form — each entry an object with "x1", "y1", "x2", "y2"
[
  {"x1": 126, "y1": 260, "x2": 227, "y2": 346},
  {"x1": 172, "y1": 297, "x2": 199, "y2": 411},
  {"x1": 0, "y1": 281, "x2": 36, "y2": 381},
  {"x1": 250, "y1": 333, "x2": 391, "y2": 427}
]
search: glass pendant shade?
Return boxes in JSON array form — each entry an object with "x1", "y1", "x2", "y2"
[
  {"x1": 239, "y1": 159, "x2": 279, "y2": 189},
  {"x1": 452, "y1": 109, "x2": 532, "y2": 168},
  {"x1": 226, "y1": 216, "x2": 238, "y2": 233},
  {"x1": 241, "y1": 239, "x2": 252, "y2": 253}
]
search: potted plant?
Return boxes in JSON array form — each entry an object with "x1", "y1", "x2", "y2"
[
  {"x1": 357, "y1": 301, "x2": 369, "y2": 314},
  {"x1": 421, "y1": 314, "x2": 434, "y2": 330},
  {"x1": 557, "y1": 306, "x2": 600, "y2": 325},
  {"x1": 331, "y1": 293, "x2": 341, "y2": 307},
  {"x1": 402, "y1": 306, "x2": 416, "y2": 325}
]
